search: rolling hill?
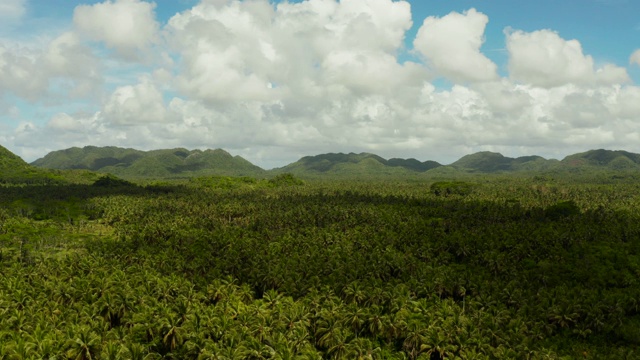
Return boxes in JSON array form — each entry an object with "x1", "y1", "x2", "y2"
[
  {"x1": 271, "y1": 152, "x2": 442, "y2": 178},
  {"x1": 32, "y1": 146, "x2": 265, "y2": 179},
  {"x1": 561, "y1": 149, "x2": 640, "y2": 170},
  {"x1": 448, "y1": 151, "x2": 559, "y2": 173},
  {"x1": 28, "y1": 146, "x2": 640, "y2": 180},
  {"x1": 0, "y1": 145, "x2": 65, "y2": 184}
]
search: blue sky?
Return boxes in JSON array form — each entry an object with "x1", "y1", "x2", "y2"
[{"x1": 1, "y1": 0, "x2": 640, "y2": 167}]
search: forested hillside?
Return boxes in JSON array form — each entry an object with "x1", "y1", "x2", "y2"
[
  {"x1": 32, "y1": 146, "x2": 265, "y2": 179},
  {"x1": 32, "y1": 146, "x2": 640, "y2": 179},
  {"x1": 273, "y1": 152, "x2": 442, "y2": 177},
  {"x1": 449, "y1": 152, "x2": 558, "y2": 173},
  {"x1": 0, "y1": 145, "x2": 64, "y2": 184}
]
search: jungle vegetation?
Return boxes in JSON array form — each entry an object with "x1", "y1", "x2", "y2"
[{"x1": 1, "y1": 169, "x2": 640, "y2": 359}]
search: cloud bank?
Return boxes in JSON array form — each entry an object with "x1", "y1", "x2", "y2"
[{"x1": 1, "y1": 0, "x2": 640, "y2": 168}]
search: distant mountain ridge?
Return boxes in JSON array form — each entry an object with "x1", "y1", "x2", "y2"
[
  {"x1": 450, "y1": 151, "x2": 559, "y2": 173},
  {"x1": 561, "y1": 149, "x2": 640, "y2": 170},
  {"x1": 19, "y1": 145, "x2": 640, "y2": 179},
  {"x1": 32, "y1": 146, "x2": 265, "y2": 178},
  {"x1": 272, "y1": 152, "x2": 442, "y2": 177}
]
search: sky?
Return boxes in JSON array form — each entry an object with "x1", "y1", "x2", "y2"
[{"x1": 1, "y1": 0, "x2": 640, "y2": 169}]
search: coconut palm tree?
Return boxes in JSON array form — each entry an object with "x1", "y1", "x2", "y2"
[{"x1": 64, "y1": 325, "x2": 100, "y2": 360}]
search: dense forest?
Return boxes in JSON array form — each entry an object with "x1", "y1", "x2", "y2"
[{"x1": 1, "y1": 171, "x2": 640, "y2": 359}]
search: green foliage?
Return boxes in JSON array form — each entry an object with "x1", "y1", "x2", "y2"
[
  {"x1": 1, "y1": 176, "x2": 640, "y2": 359},
  {"x1": 269, "y1": 173, "x2": 305, "y2": 186},
  {"x1": 191, "y1": 175, "x2": 258, "y2": 189},
  {"x1": 430, "y1": 181, "x2": 474, "y2": 196},
  {"x1": 545, "y1": 200, "x2": 581, "y2": 220},
  {"x1": 93, "y1": 175, "x2": 135, "y2": 187}
]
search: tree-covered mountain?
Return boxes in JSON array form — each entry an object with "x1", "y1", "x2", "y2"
[
  {"x1": 448, "y1": 151, "x2": 559, "y2": 173},
  {"x1": 272, "y1": 152, "x2": 442, "y2": 177},
  {"x1": 29, "y1": 146, "x2": 640, "y2": 179},
  {"x1": 32, "y1": 146, "x2": 265, "y2": 179},
  {"x1": 0, "y1": 144, "x2": 29, "y2": 169},
  {"x1": 561, "y1": 149, "x2": 640, "y2": 170},
  {"x1": 0, "y1": 145, "x2": 65, "y2": 184}
]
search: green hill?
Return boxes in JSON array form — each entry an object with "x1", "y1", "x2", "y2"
[
  {"x1": 561, "y1": 149, "x2": 640, "y2": 170},
  {"x1": 31, "y1": 146, "x2": 145, "y2": 170},
  {"x1": 448, "y1": 151, "x2": 558, "y2": 173},
  {"x1": 32, "y1": 146, "x2": 265, "y2": 179},
  {"x1": 271, "y1": 152, "x2": 442, "y2": 178},
  {"x1": 30, "y1": 146, "x2": 640, "y2": 180},
  {"x1": 0, "y1": 145, "x2": 66, "y2": 184},
  {"x1": 0, "y1": 144, "x2": 29, "y2": 169},
  {"x1": 387, "y1": 158, "x2": 442, "y2": 172}
]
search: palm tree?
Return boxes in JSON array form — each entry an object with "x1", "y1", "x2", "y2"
[
  {"x1": 325, "y1": 328, "x2": 350, "y2": 359},
  {"x1": 64, "y1": 325, "x2": 100, "y2": 360},
  {"x1": 402, "y1": 320, "x2": 425, "y2": 360},
  {"x1": 100, "y1": 341, "x2": 124, "y2": 360},
  {"x1": 342, "y1": 305, "x2": 366, "y2": 337},
  {"x1": 4, "y1": 334, "x2": 36, "y2": 360},
  {"x1": 343, "y1": 282, "x2": 366, "y2": 305},
  {"x1": 26, "y1": 324, "x2": 58, "y2": 359},
  {"x1": 120, "y1": 342, "x2": 149, "y2": 360},
  {"x1": 344, "y1": 337, "x2": 382, "y2": 359},
  {"x1": 158, "y1": 310, "x2": 186, "y2": 353},
  {"x1": 96, "y1": 292, "x2": 125, "y2": 329},
  {"x1": 364, "y1": 306, "x2": 384, "y2": 339}
]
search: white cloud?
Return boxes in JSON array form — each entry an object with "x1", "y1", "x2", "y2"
[
  {"x1": 44, "y1": 32, "x2": 103, "y2": 98},
  {"x1": 631, "y1": 49, "x2": 640, "y2": 66},
  {"x1": 0, "y1": 44, "x2": 48, "y2": 100},
  {"x1": 73, "y1": 0, "x2": 159, "y2": 59},
  {"x1": 166, "y1": 0, "x2": 421, "y2": 103},
  {"x1": 0, "y1": 0, "x2": 26, "y2": 23},
  {"x1": 103, "y1": 78, "x2": 172, "y2": 125},
  {"x1": 3, "y1": 1, "x2": 640, "y2": 168},
  {"x1": 413, "y1": 8, "x2": 498, "y2": 83},
  {"x1": 47, "y1": 113, "x2": 84, "y2": 131},
  {"x1": 507, "y1": 29, "x2": 629, "y2": 87},
  {"x1": 0, "y1": 32, "x2": 101, "y2": 101},
  {"x1": 9, "y1": 80, "x2": 640, "y2": 168}
]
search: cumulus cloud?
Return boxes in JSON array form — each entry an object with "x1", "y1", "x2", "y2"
[
  {"x1": 0, "y1": 44, "x2": 48, "y2": 100},
  {"x1": 166, "y1": 0, "x2": 422, "y2": 104},
  {"x1": 413, "y1": 8, "x2": 498, "y2": 83},
  {"x1": 631, "y1": 49, "x2": 640, "y2": 66},
  {"x1": 2, "y1": 1, "x2": 640, "y2": 168},
  {"x1": 0, "y1": 32, "x2": 101, "y2": 101},
  {"x1": 73, "y1": 0, "x2": 159, "y2": 59},
  {"x1": 507, "y1": 29, "x2": 629, "y2": 87},
  {"x1": 0, "y1": 0, "x2": 26, "y2": 23},
  {"x1": 103, "y1": 78, "x2": 172, "y2": 125},
  {"x1": 47, "y1": 113, "x2": 85, "y2": 132}
]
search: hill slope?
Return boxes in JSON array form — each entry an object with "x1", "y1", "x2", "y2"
[
  {"x1": 561, "y1": 149, "x2": 640, "y2": 170},
  {"x1": 448, "y1": 151, "x2": 558, "y2": 173},
  {"x1": 272, "y1": 152, "x2": 442, "y2": 177},
  {"x1": 32, "y1": 146, "x2": 265, "y2": 179},
  {"x1": 31, "y1": 146, "x2": 640, "y2": 180},
  {"x1": 0, "y1": 145, "x2": 65, "y2": 184}
]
